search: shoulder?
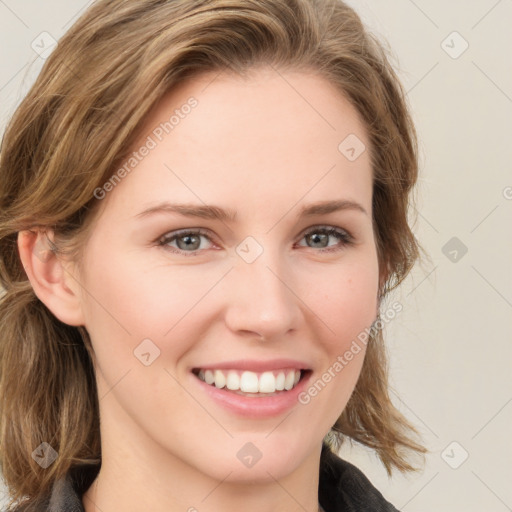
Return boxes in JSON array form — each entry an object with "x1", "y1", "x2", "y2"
[
  {"x1": 319, "y1": 445, "x2": 400, "y2": 512},
  {"x1": 10, "y1": 463, "x2": 99, "y2": 512}
]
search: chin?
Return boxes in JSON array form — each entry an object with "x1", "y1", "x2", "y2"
[{"x1": 193, "y1": 437, "x2": 311, "y2": 483}]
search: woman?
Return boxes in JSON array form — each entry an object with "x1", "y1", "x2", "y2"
[{"x1": 0, "y1": 0, "x2": 426, "y2": 510}]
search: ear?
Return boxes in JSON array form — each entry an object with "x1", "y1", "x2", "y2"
[{"x1": 17, "y1": 229, "x2": 85, "y2": 326}]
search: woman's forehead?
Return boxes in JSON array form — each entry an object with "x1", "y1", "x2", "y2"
[
  {"x1": 102, "y1": 67, "x2": 373, "y2": 217},
  {"x1": 139, "y1": 66, "x2": 367, "y2": 144}
]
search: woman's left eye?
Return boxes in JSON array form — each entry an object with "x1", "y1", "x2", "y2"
[
  {"x1": 157, "y1": 226, "x2": 353, "y2": 256},
  {"x1": 297, "y1": 226, "x2": 354, "y2": 252}
]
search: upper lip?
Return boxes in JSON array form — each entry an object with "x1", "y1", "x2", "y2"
[{"x1": 192, "y1": 359, "x2": 311, "y2": 372}]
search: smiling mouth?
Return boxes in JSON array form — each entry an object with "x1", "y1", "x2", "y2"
[{"x1": 192, "y1": 368, "x2": 311, "y2": 397}]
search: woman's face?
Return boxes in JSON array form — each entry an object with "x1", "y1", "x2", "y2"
[{"x1": 73, "y1": 66, "x2": 379, "y2": 482}]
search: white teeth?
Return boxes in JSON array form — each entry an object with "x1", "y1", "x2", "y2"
[
  {"x1": 226, "y1": 370, "x2": 240, "y2": 390},
  {"x1": 275, "y1": 372, "x2": 285, "y2": 391},
  {"x1": 214, "y1": 369, "x2": 226, "y2": 388},
  {"x1": 240, "y1": 371, "x2": 259, "y2": 393},
  {"x1": 258, "y1": 371, "x2": 276, "y2": 393},
  {"x1": 284, "y1": 371, "x2": 295, "y2": 390},
  {"x1": 204, "y1": 370, "x2": 215, "y2": 385},
  {"x1": 196, "y1": 368, "x2": 302, "y2": 393}
]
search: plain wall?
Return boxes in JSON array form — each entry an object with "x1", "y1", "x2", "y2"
[{"x1": 1, "y1": 1, "x2": 511, "y2": 510}]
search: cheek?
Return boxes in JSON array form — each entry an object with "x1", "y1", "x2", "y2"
[
  {"x1": 78, "y1": 248, "x2": 228, "y2": 365},
  {"x1": 77, "y1": 254, "x2": 210, "y2": 425},
  {"x1": 294, "y1": 256, "x2": 379, "y2": 428},
  {"x1": 305, "y1": 256, "x2": 379, "y2": 347}
]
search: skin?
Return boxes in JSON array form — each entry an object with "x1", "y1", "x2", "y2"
[{"x1": 18, "y1": 66, "x2": 380, "y2": 512}]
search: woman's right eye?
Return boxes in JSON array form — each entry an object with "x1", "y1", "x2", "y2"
[{"x1": 157, "y1": 229, "x2": 215, "y2": 256}]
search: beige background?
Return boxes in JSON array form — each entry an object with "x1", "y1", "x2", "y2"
[{"x1": 1, "y1": 1, "x2": 511, "y2": 510}]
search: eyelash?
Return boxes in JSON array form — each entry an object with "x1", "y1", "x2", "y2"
[{"x1": 156, "y1": 226, "x2": 354, "y2": 257}]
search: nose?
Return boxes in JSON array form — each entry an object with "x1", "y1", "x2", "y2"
[{"x1": 223, "y1": 246, "x2": 302, "y2": 341}]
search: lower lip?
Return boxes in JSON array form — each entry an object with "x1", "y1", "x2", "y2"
[{"x1": 191, "y1": 371, "x2": 312, "y2": 418}]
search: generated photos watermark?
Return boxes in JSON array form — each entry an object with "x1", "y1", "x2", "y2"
[
  {"x1": 298, "y1": 301, "x2": 403, "y2": 405},
  {"x1": 93, "y1": 97, "x2": 198, "y2": 200}
]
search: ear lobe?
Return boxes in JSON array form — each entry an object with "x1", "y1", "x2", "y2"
[{"x1": 17, "y1": 229, "x2": 85, "y2": 326}]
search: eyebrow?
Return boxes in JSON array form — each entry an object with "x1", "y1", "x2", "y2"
[{"x1": 135, "y1": 199, "x2": 368, "y2": 221}]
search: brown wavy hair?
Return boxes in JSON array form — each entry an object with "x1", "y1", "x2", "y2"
[{"x1": 0, "y1": 0, "x2": 426, "y2": 509}]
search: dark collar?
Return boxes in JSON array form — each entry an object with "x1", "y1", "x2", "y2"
[
  {"x1": 318, "y1": 445, "x2": 400, "y2": 511},
  {"x1": 24, "y1": 445, "x2": 400, "y2": 511}
]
